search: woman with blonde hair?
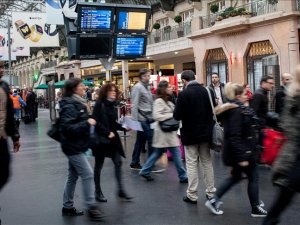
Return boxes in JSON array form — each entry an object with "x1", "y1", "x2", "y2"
[
  {"x1": 263, "y1": 66, "x2": 300, "y2": 225},
  {"x1": 205, "y1": 82, "x2": 267, "y2": 217}
]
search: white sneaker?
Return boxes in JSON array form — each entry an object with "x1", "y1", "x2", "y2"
[{"x1": 205, "y1": 199, "x2": 224, "y2": 215}]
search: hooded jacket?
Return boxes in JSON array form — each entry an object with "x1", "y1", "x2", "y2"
[
  {"x1": 59, "y1": 96, "x2": 90, "y2": 156},
  {"x1": 216, "y1": 101, "x2": 260, "y2": 166}
]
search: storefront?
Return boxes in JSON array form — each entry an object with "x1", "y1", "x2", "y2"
[{"x1": 205, "y1": 48, "x2": 228, "y2": 85}]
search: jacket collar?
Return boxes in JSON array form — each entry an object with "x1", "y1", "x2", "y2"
[{"x1": 186, "y1": 80, "x2": 199, "y2": 88}]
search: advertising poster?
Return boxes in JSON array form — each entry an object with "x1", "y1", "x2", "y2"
[
  {"x1": 46, "y1": 0, "x2": 64, "y2": 25},
  {"x1": 12, "y1": 12, "x2": 59, "y2": 47},
  {"x1": 0, "y1": 28, "x2": 30, "y2": 61}
]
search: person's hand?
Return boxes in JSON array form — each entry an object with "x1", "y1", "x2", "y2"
[
  {"x1": 87, "y1": 118, "x2": 96, "y2": 126},
  {"x1": 13, "y1": 141, "x2": 20, "y2": 153},
  {"x1": 108, "y1": 132, "x2": 115, "y2": 139},
  {"x1": 238, "y1": 161, "x2": 249, "y2": 167}
]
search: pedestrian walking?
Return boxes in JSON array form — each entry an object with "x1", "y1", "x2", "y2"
[
  {"x1": 0, "y1": 62, "x2": 20, "y2": 225},
  {"x1": 205, "y1": 83, "x2": 267, "y2": 217},
  {"x1": 139, "y1": 81, "x2": 188, "y2": 182},
  {"x1": 263, "y1": 66, "x2": 300, "y2": 225},
  {"x1": 275, "y1": 73, "x2": 293, "y2": 115},
  {"x1": 130, "y1": 68, "x2": 154, "y2": 170},
  {"x1": 92, "y1": 83, "x2": 132, "y2": 202},
  {"x1": 59, "y1": 78, "x2": 104, "y2": 221},
  {"x1": 173, "y1": 70, "x2": 217, "y2": 204}
]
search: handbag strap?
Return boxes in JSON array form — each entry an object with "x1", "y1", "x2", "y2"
[{"x1": 206, "y1": 87, "x2": 218, "y2": 122}]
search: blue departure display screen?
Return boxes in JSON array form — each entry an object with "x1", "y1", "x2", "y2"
[
  {"x1": 115, "y1": 37, "x2": 145, "y2": 57},
  {"x1": 80, "y1": 7, "x2": 112, "y2": 30}
]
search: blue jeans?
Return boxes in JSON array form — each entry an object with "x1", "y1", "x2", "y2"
[
  {"x1": 63, "y1": 153, "x2": 96, "y2": 209},
  {"x1": 14, "y1": 109, "x2": 21, "y2": 119},
  {"x1": 130, "y1": 121, "x2": 153, "y2": 165},
  {"x1": 140, "y1": 147, "x2": 187, "y2": 181}
]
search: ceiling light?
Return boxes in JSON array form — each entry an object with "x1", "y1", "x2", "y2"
[{"x1": 174, "y1": 52, "x2": 179, "y2": 55}]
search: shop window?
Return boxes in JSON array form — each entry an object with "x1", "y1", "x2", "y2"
[
  {"x1": 206, "y1": 48, "x2": 228, "y2": 85},
  {"x1": 69, "y1": 73, "x2": 74, "y2": 78},
  {"x1": 247, "y1": 40, "x2": 280, "y2": 111},
  {"x1": 61, "y1": 74, "x2": 65, "y2": 81}
]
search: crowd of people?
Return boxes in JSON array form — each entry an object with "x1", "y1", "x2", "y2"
[{"x1": 1, "y1": 58, "x2": 300, "y2": 224}]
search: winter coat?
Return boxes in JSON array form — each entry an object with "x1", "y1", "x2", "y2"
[
  {"x1": 250, "y1": 87, "x2": 268, "y2": 126},
  {"x1": 275, "y1": 86, "x2": 286, "y2": 115},
  {"x1": 0, "y1": 80, "x2": 19, "y2": 142},
  {"x1": 209, "y1": 83, "x2": 226, "y2": 104},
  {"x1": 152, "y1": 98, "x2": 179, "y2": 148},
  {"x1": 92, "y1": 100, "x2": 126, "y2": 158},
  {"x1": 272, "y1": 93, "x2": 300, "y2": 192},
  {"x1": 59, "y1": 96, "x2": 90, "y2": 156},
  {"x1": 216, "y1": 101, "x2": 260, "y2": 166},
  {"x1": 173, "y1": 82, "x2": 214, "y2": 145}
]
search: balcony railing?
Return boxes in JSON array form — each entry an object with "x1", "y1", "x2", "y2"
[
  {"x1": 202, "y1": 0, "x2": 278, "y2": 29},
  {"x1": 148, "y1": 22, "x2": 192, "y2": 44}
]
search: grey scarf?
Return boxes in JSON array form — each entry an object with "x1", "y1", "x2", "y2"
[{"x1": 71, "y1": 94, "x2": 91, "y2": 114}]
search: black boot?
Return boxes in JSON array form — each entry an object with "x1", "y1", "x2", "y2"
[
  {"x1": 95, "y1": 190, "x2": 107, "y2": 202},
  {"x1": 118, "y1": 190, "x2": 133, "y2": 200},
  {"x1": 62, "y1": 207, "x2": 84, "y2": 216}
]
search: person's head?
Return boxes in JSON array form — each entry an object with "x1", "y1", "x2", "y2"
[
  {"x1": 156, "y1": 80, "x2": 172, "y2": 101},
  {"x1": 281, "y1": 73, "x2": 293, "y2": 86},
  {"x1": 57, "y1": 91, "x2": 62, "y2": 97},
  {"x1": 225, "y1": 82, "x2": 248, "y2": 104},
  {"x1": 288, "y1": 65, "x2": 300, "y2": 97},
  {"x1": 98, "y1": 82, "x2": 119, "y2": 101},
  {"x1": 64, "y1": 78, "x2": 85, "y2": 97},
  {"x1": 0, "y1": 61, "x2": 4, "y2": 78},
  {"x1": 260, "y1": 76, "x2": 274, "y2": 91},
  {"x1": 171, "y1": 84, "x2": 176, "y2": 92},
  {"x1": 211, "y1": 73, "x2": 220, "y2": 85},
  {"x1": 181, "y1": 70, "x2": 195, "y2": 86},
  {"x1": 139, "y1": 68, "x2": 151, "y2": 84},
  {"x1": 243, "y1": 84, "x2": 251, "y2": 93},
  {"x1": 13, "y1": 90, "x2": 17, "y2": 94}
]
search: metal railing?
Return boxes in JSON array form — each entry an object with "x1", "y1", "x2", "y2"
[
  {"x1": 148, "y1": 22, "x2": 192, "y2": 44},
  {"x1": 202, "y1": 0, "x2": 278, "y2": 29}
]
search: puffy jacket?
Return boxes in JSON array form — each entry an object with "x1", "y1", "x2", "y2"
[
  {"x1": 11, "y1": 93, "x2": 26, "y2": 109},
  {"x1": 216, "y1": 101, "x2": 260, "y2": 166},
  {"x1": 59, "y1": 96, "x2": 90, "y2": 156}
]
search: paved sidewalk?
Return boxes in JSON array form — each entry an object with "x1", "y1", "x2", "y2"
[{"x1": 0, "y1": 109, "x2": 299, "y2": 225}]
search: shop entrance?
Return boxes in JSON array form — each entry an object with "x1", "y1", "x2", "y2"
[{"x1": 206, "y1": 48, "x2": 228, "y2": 85}]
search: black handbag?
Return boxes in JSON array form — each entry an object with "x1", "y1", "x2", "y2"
[
  {"x1": 89, "y1": 126, "x2": 110, "y2": 148},
  {"x1": 47, "y1": 119, "x2": 61, "y2": 142},
  {"x1": 159, "y1": 118, "x2": 180, "y2": 132}
]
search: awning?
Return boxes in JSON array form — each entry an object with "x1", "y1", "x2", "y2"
[
  {"x1": 54, "y1": 80, "x2": 94, "y2": 88},
  {"x1": 34, "y1": 84, "x2": 48, "y2": 89}
]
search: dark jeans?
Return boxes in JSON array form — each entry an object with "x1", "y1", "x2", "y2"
[
  {"x1": 0, "y1": 138, "x2": 10, "y2": 191},
  {"x1": 263, "y1": 186, "x2": 295, "y2": 225},
  {"x1": 215, "y1": 163, "x2": 259, "y2": 208},
  {"x1": 130, "y1": 131, "x2": 146, "y2": 165},
  {"x1": 131, "y1": 121, "x2": 153, "y2": 165},
  {"x1": 94, "y1": 153, "x2": 123, "y2": 195}
]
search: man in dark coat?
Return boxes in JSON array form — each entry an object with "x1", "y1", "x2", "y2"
[
  {"x1": 0, "y1": 62, "x2": 20, "y2": 224},
  {"x1": 275, "y1": 73, "x2": 292, "y2": 115},
  {"x1": 26, "y1": 88, "x2": 37, "y2": 122},
  {"x1": 250, "y1": 76, "x2": 274, "y2": 126},
  {"x1": 174, "y1": 70, "x2": 216, "y2": 204},
  {"x1": 209, "y1": 72, "x2": 226, "y2": 105}
]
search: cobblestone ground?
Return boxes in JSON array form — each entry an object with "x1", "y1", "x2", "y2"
[{"x1": 0, "y1": 109, "x2": 299, "y2": 225}]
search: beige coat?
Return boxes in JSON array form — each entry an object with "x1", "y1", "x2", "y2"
[{"x1": 152, "y1": 98, "x2": 179, "y2": 148}]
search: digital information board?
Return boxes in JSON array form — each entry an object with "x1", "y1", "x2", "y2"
[
  {"x1": 80, "y1": 7, "x2": 112, "y2": 30},
  {"x1": 117, "y1": 11, "x2": 147, "y2": 30},
  {"x1": 115, "y1": 37, "x2": 145, "y2": 58}
]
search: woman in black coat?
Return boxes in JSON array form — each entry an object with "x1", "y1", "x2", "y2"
[
  {"x1": 205, "y1": 83, "x2": 267, "y2": 217},
  {"x1": 92, "y1": 83, "x2": 131, "y2": 202}
]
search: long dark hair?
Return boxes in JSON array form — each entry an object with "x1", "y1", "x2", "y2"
[
  {"x1": 98, "y1": 82, "x2": 119, "y2": 101},
  {"x1": 64, "y1": 78, "x2": 82, "y2": 97},
  {"x1": 156, "y1": 80, "x2": 170, "y2": 102}
]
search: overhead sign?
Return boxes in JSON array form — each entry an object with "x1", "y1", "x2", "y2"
[
  {"x1": 46, "y1": 0, "x2": 64, "y2": 25},
  {"x1": 12, "y1": 12, "x2": 59, "y2": 47}
]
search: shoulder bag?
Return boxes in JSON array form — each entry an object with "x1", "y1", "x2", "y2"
[
  {"x1": 159, "y1": 101, "x2": 180, "y2": 132},
  {"x1": 206, "y1": 87, "x2": 224, "y2": 152}
]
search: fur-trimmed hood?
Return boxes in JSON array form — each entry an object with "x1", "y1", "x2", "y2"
[{"x1": 215, "y1": 103, "x2": 239, "y2": 115}]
